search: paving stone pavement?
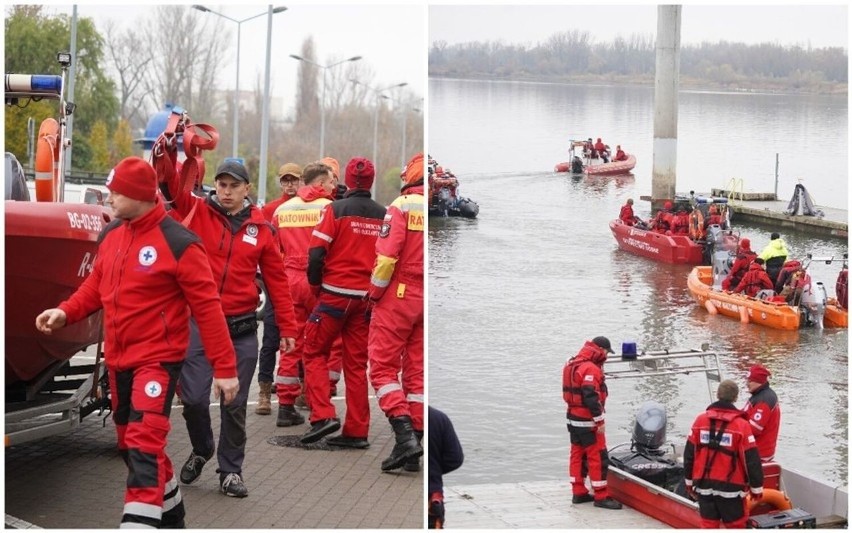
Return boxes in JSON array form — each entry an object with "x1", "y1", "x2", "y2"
[{"x1": 5, "y1": 377, "x2": 424, "y2": 529}]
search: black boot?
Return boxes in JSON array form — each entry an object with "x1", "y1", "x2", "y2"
[
  {"x1": 382, "y1": 416, "x2": 423, "y2": 472},
  {"x1": 403, "y1": 430, "x2": 423, "y2": 472}
]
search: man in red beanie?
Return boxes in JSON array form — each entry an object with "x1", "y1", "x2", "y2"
[
  {"x1": 722, "y1": 238, "x2": 757, "y2": 291},
  {"x1": 161, "y1": 159, "x2": 299, "y2": 498},
  {"x1": 744, "y1": 364, "x2": 781, "y2": 462},
  {"x1": 367, "y1": 153, "x2": 425, "y2": 471},
  {"x1": 36, "y1": 156, "x2": 239, "y2": 528},
  {"x1": 300, "y1": 157, "x2": 387, "y2": 446},
  {"x1": 320, "y1": 155, "x2": 347, "y2": 402},
  {"x1": 563, "y1": 336, "x2": 622, "y2": 509}
]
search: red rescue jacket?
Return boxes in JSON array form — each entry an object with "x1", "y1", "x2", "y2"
[
  {"x1": 274, "y1": 184, "x2": 334, "y2": 272},
  {"x1": 162, "y1": 175, "x2": 298, "y2": 338},
  {"x1": 722, "y1": 250, "x2": 757, "y2": 291},
  {"x1": 58, "y1": 201, "x2": 237, "y2": 377},
  {"x1": 563, "y1": 342, "x2": 609, "y2": 427},
  {"x1": 619, "y1": 204, "x2": 635, "y2": 225},
  {"x1": 308, "y1": 190, "x2": 387, "y2": 298},
  {"x1": 745, "y1": 384, "x2": 781, "y2": 461},
  {"x1": 683, "y1": 402, "x2": 764, "y2": 498},
  {"x1": 369, "y1": 184, "x2": 424, "y2": 301},
  {"x1": 261, "y1": 191, "x2": 297, "y2": 223},
  {"x1": 735, "y1": 263, "x2": 774, "y2": 297}
]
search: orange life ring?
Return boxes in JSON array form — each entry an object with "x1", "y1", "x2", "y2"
[
  {"x1": 35, "y1": 117, "x2": 60, "y2": 202},
  {"x1": 689, "y1": 209, "x2": 705, "y2": 240},
  {"x1": 748, "y1": 488, "x2": 793, "y2": 514}
]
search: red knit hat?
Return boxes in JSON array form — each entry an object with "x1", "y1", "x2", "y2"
[
  {"x1": 345, "y1": 157, "x2": 375, "y2": 190},
  {"x1": 747, "y1": 364, "x2": 771, "y2": 385},
  {"x1": 106, "y1": 156, "x2": 158, "y2": 202},
  {"x1": 740, "y1": 238, "x2": 751, "y2": 251}
]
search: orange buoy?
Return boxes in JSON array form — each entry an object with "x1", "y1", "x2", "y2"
[
  {"x1": 748, "y1": 488, "x2": 793, "y2": 514},
  {"x1": 704, "y1": 300, "x2": 718, "y2": 315},
  {"x1": 739, "y1": 305, "x2": 750, "y2": 323},
  {"x1": 35, "y1": 118, "x2": 60, "y2": 202}
]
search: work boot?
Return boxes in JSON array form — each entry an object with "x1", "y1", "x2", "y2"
[
  {"x1": 219, "y1": 472, "x2": 248, "y2": 498},
  {"x1": 382, "y1": 416, "x2": 423, "y2": 472},
  {"x1": 255, "y1": 382, "x2": 272, "y2": 415},
  {"x1": 593, "y1": 497, "x2": 623, "y2": 510},
  {"x1": 300, "y1": 418, "x2": 341, "y2": 444},
  {"x1": 276, "y1": 405, "x2": 305, "y2": 427},
  {"x1": 572, "y1": 494, "x2": 594, "y2": 504},
  {"x1": 403, "y1": 430, "x2": 423, "y2": 472}
]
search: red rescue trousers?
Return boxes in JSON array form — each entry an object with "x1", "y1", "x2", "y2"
[
  {"x1": 368, "y1": 279, "x2": 424, "y2": 431},
  {"x1": 303, "y1": 292, "x2": 371, "y2": 438},
  {"x1": 109, "y1": 362, "x2": 185, "y2": 528},
  {"x1": 568, "y1": 426, "x2": 610, "y2": 500}
]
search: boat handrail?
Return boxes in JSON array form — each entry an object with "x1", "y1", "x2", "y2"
[{"x1": 604, "y1": 347, "x2": 729, "y2": 401}]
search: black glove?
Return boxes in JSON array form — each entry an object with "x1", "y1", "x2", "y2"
[{"x1": 428, "y1": 500, "x2": 445, "y2": 529}]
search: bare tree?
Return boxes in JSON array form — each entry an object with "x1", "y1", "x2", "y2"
[
  {"x1": 102, "y1": 20, "x2": 153, "y2": 129},
  {"x1": 295, "y1": 37, "x2": 319, "y2": 124}
]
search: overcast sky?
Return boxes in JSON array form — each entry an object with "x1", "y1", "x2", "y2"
[
  {"x1": 429, "y1": 5, "x2": 849, "y2": 50},
  {"x1": 37, "y1": 2, "x2": 426, "y2": 118}
]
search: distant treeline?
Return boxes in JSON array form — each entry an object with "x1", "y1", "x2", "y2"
[{"x1": 429, "y1": 31, "x2": 848, "y2": 94}]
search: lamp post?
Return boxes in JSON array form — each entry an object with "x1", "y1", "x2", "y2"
[
  {"x1": 289, "y1": 54, "x2": 362, "y2": 159},
  {"x1": 193, "y1": 4, "x2": 287, "y2": 159},
  {"x1": 350, "y1": 80, "x2": 407, "y2": 197},
  {"x1": 381, "y1": 94, "x2": 422, "y2": 168}
]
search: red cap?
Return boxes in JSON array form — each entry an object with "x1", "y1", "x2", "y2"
[
  {"x1": 664, "y1": 201, "x2": 673, "y2": 210},
  {"x1": 740, "y1": 238, "x2": 751, "y2": 250},
  {"x1": 106, "y1": 156, "x2": 158, "y2": 202},
  {"x1": 345, "y1": 157, "x2": 375, "y2": 190},
  {"x1": 747, "y1": 364, "x2": 771, "y2": 385}
]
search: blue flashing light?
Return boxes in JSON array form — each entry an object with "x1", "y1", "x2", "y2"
[{"x1": 30, "y1": 75, "x2": 62, "y2": 93}]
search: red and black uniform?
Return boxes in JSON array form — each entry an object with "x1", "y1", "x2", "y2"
[
  {"x1": 58, "y1": 200, "x2": 236, "y2": 528},
  {"x1": 368, "y1": 183, "x2": 425, "y2": 432},
  {"x1": 162, "y1": 173, "x2": 298, "y2": 479},
  {"x1": 683, "y1": 401, "x2": 764, "y2": 528},
  {"x1": 305, "y1": 190, "x2": 386, "y2": 438},
  {"x1": 563, "y1": 341, "x2": 610, "y2": 501},
  {"x1": 735, "y1": 263, "x2": 774, "y2": 297},
  {"x1": 722, "y1": 249, "x2": 757, "y2": 291},
  {"x1": 618, "y1": 203, "x2": 636, "y2": 226},
  {"x1": 272, "y1": 184, "x2": 333, "y2": 406},
  {"x1": 745, "y1": 384, "x2": 781, "y2": 462}
]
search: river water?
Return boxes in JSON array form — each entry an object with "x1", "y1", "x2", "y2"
[{"x1": 427, "y1": 78, "x2": 849, "y2": 488}]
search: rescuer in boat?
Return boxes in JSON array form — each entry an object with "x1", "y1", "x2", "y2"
[
  {"x1": 703, "y1": 204, "x2": 725, "y2": 230},
  {"x1": 734, "y1": 257, "x2": 775, "y2": 297},
  {"x1": 670, "y1": 206, "x2": 691, "y2": 235},
  {"x1": 618, "y1": 198, "x2": 643, "y2": 226},
  {"x1": 270, "y1": 162, "x2": 336, "y2": 428},
  {"x1": 650, "y1": 201, "x2": 674, "y2": 233},
  {"x1": 759, "y1": 232, "x2": 790, "y2": 286},
  {"x1": 35, "y1": 156, "x2": 240, "y2": 528},
  {"x1": 428, "y1": 406, "x2": 464, "y2": 529},
  {"x1": 721, "y1": 238, "x2": 757, "y2": 291},
  {"x1": 563, "y1": 336, "x2": 623, "y2": 510},
  {"x1": 163, "y1": 159, "x2": 299, "y2": 499},
  {"x1": 300, "y1": 158, "x2": 387, "y2": 446},
  {"x1": 367, "y1": 153, "x2": 426, "y2": 471},
  {"x1": 613, "y1": 145, "x2": 628, "y2": 162},
  {"x1": 683, "y1": 379, "x2": 764, "y2": 529},
  {"x1": 594, "y1": 138, "x2": 609, "y2": 163},
  {"x1": 255, "y1": 163, "x2": 304, "y2": 416},
  {"x1": 743, "y1": 365, "x2": 781, "y2": 463}
]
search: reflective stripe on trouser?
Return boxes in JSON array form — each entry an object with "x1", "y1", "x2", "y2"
[
  {"x1": 109, "y1": 362, "x2": 181, "y2": 529},
  {"x1": 303, "y1": 293, "x2": 371, "y2": 437},
  {"x1": 368, "y1": 280, "x2": 424, "y2": 430},
  {"x1": 568, "y1": 431, "x2": 609, "y2": 499},
  {"x1": 181, "y1": 319, "x2": 258, "y2": 474}
]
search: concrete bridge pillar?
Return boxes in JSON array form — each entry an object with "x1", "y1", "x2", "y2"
[{"x1": 652, "y1": 5, "x2": 681, "y2": 210}]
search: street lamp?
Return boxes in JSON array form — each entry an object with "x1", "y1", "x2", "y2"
[
  {"x1": 289, "y1": 54, "x2": 362, "y2": 159},
  {"x1": 381, "y1": 94, "x2": 422, "y2": 169},
  {"x1": 350, "y1": 79, "x2": 408, "y2": 197},
  {"x1": 193, "y1": 4, "x2": 287, "y2": 158}
]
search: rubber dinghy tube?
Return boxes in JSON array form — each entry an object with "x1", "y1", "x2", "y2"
[
  {"x1": 739, "y1": 305, "x2": 750, "y2": 323},
  {"x1": 705, "y1": 300, "x2": 718, "y2": 315}
]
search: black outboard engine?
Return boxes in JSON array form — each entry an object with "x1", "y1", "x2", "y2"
[
  {"x1": 571, "y1": 156, "x2": 584, "y2": 174},
  {"x1": 707, "y1": 225, "x2": 737, "y2": 287},
  {"x1": 609, "y1": 401, "x2": 684, "y2": 492}
]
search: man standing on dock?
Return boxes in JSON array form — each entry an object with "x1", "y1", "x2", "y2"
[
  {"x1": 563, "y1": 336, "x2": 622, "y2": 510},
  {"x1": 684, "y1": 379, "x2": 764, "y2": 529}
]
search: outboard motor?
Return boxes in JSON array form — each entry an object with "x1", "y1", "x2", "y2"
[
  {"x1": 800, "y1": 281, "x2": 827, "y2": 329},
  {"x1": 571, "y1": 156, "x2": 584, "y2": 174},
  {"x1": 437, "y1": 187, "x2": 452, "y2": 217},
  {"x1": 707, "y1": 226, "x2": 735, "y2": 288},
  {"x1": 609, "y1": 401, "x2": 684, "y2": 492},
  {"x1": 457, "y1": 198, "x2": 480, "y2": 219}
]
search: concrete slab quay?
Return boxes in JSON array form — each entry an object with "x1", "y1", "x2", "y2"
[
  {"x1": 4, "y1": 354, "x2": 424, "y2": 529},
  {"x1": 443, "y1": 480, "x2": 667, "y2": 529}
]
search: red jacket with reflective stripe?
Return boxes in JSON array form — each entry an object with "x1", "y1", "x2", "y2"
[
  {"x1": 274, "y1": 184, "x2": 333, "y2": 272},
  {"x1": 746, "y1": 384, "x2": 781, "y2": 460},
  {"x1": 308, "y1": 190, "x2": 386, "y2": 298},
  {"x1": 369, "y1": 184, "x2": 424, "y2": 300},
  {"x1": 261, "y1": 192, "x2": 297, "y2": 223},
  {"x1": 163, "y1": 175, "x2": 298, "y2": 337},
  {"x1": 58, "y1": 202, "x2": 237, "y2": 378},
  {"x1": 563, "y1": 342, "x2": 608, "y2": 425},
  {"x1": 683, "y1": 402, "x2": 764, "y2": 498}
]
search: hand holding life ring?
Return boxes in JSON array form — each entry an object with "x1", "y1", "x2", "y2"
[{"x1": 747, "y1": 488, "x2": 793, "y2": 515}]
